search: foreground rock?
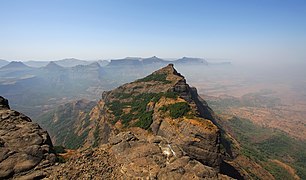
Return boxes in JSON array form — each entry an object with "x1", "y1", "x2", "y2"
[{"x1": 0, "y1": 96, "x2": 56, "y2": 179}]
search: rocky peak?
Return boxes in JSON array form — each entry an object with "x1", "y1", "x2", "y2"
[
  {"x1": 85, "y1": 65, "x2": 223, "y2": 170},
  {"x1": 99, "y1": 64, "x2": 215, "y2": 132},
  {"x1": 153, "y1": 63, "x2": 181, "y2": 76},
  {"x1": 0, "y1": 96, "x2": 10, "y2": 110}
]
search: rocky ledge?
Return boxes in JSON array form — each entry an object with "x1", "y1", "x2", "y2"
[{"x1": 0, "y1": 96, "x2": 56, "y2": 179}]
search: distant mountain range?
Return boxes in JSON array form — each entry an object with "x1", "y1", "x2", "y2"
[
  {"x1": 0, "y1": 59, "x2": 9, "y2": 67},
  {"x1": 107, "y1": 56, "x2": 209, "y2": 67},
  {"x1": 0, "y1": 56, "x2": 230, "y2": 68},
  {"x1": 24, "y1": 58, "x2": 96, "y2": 67},
  {"x1": 0, "y1": 57, "x2": 230, "y2": 118}
]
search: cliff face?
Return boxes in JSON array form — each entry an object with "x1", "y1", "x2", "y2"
[{"x1": 0, "y1": 96, "x2": 56, "y2": 179}]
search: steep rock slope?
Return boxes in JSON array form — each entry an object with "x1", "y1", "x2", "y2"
[
  {"x1": 46, "y1": 64, "x2": 242, "y2": 179},
  {"x1": 0, "y1": 96, "x2": 56, "y2": 179},
  {"x1": 38, "y1": 99, "x2": 96, "y2": 149}
]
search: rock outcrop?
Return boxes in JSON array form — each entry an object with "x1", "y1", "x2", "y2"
[
  {"x1": 49, "y1": 130, "x2": 231, "y2": 179},
  {"x1": 105, "y1": 64, "x2": 221, "y2": 168},
  {"x1": 0, "y1": 97, "x2": 10, "y2": 109},
  {"x1": 0, "y1": 96, "x2": 56, "y2": 179}
]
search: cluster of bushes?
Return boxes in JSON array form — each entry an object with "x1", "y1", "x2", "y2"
[
  {"x1": 108, "y1": 93, "x2": 159, "y2": 129},
  {"x1": 108, "y1": 100, "x2": 127, "y2": 124},
  {"x1": 159, "y1": 102, "x2": 191, "y2": 119},
  {"x1": 107, "y1": 91, "x2": 179, "y2": 129},
  {"x1": 113, "y1": 92, "x2": 131, "y2": 99},
  {"x1": 134, "y1": 111, "x2": 154, "y2": 129},
  {"x1": 164, "y1": 91, "x2": 179, "y2": 99}
]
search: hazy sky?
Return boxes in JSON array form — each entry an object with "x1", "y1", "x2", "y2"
[{"x1": 0, "y1": 0, "x2": 305, "y2": 63}]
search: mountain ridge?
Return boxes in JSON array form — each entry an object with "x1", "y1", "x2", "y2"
[
  {"x1": 107, "y1": 56, "x2": 209, "y2": 67},
  {"x1": 0, "y1": 59, "x2": 9, "y2": 68},
  {"x1": 0, "y1": 56, "x2": 229, "y2": 69},
  {"x1": 37, "y1": 64, "x2": 273, "y2": 179},
  {"x1": 45, "y1": 64, "x2": 235, "y2": 179}
]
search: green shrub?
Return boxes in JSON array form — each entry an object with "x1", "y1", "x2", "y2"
[
  {"x1": 121, "y1": 113, "x2": 134, "y2": 126},
  {"x1": 134, "y1": 111, "x2": 153, "y2": 129},
  {"x1": 164, "y1": 91, "x2": 179, "y2": 99},
  {"x1": 169, "y1": 102, "x2": 190, "y2": 118},
  {"x1": 113, "y1": 92, "x2": 131, "y2": 99},
  {"x1": 108, "y1": 101, "x2": 124, "y2": 117}
]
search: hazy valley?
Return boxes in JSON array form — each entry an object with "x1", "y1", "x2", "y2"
[
  {"x1": 1, "y1": 58, "x2": 306, "y2": 179},
  {"x1": 2, "y1": 0, "x2": 306, "y2": 179}
]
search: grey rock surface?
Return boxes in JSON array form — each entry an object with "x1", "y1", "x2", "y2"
[{"x1": 0, "y1": 96, "x2": 56, "y2": 179}]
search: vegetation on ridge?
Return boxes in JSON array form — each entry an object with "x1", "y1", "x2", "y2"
[
  {"x1": 136, "y1": 73, "x2": 171, "y2": 84},
  {"x1": 107, "y1": 91, "x2": 179, "y2": 129},
  {"x1": 159, "y1": 102, "x2": 191, "y2": 119}
]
